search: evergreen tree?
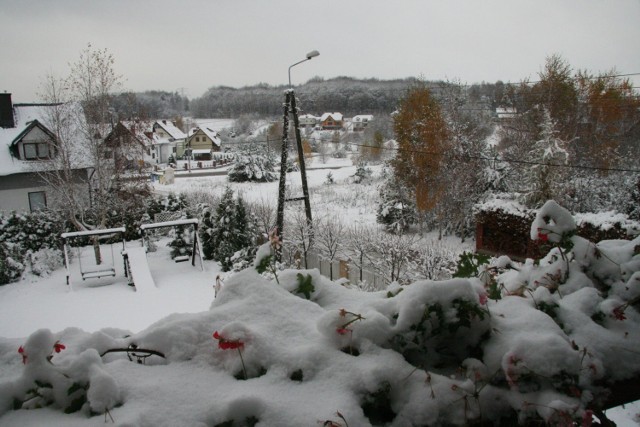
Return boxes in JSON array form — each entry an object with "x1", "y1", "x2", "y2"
[
  {"x1": 200, "y1": 206, "x2": 216, "y2": 260},
  {"x1": 522, "y1": 109, "x2": 569, "y2": 207},
  {"x1": 376, "y1": 173, "x2": 417, "y2": 233},
  {"x1": 205, "y1": 188, "x2": 257, "y2": 271},
  {"x1": 168, "y1": 219, "x2": 193, "y2": 260}
]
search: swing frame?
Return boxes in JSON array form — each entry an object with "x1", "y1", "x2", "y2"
[
  {"x1": 61, "y1": 227, "x2": 127, "y2": 286},
  {"x1": 139, "y1": 218, "x2": 204, "y2": 270}
]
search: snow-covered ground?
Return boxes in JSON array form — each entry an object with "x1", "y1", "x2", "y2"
[{"x1": 0, "y1": 158, "x2": 638, "y2": 426}]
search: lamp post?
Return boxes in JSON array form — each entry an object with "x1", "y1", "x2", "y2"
[
  {"x1": 276, "y1": 50, "x2": 320, "y2": 261},
  {"x1": 288, "y1": 50, "x2": 319, "y2": 88}
]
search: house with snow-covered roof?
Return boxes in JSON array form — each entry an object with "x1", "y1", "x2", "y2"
[
  {"x1": 320, "y1": 112, "x2": 343, "y2": 130},
  {"x1": 351, "y1": 114, "x2": 374, "y2": 132},
  {"x1": 181, "y1": 126, "x2": 222, "y2": 160},
  {"x1": 0, "y1": 94, "x2": 92, "y2": 213},
  {"x1": 103, "y1": 121, "x2": 154, "y2": 171},
  {"x1": 298, "y1": 114, "x2": 319, "y2": 128},
  {"x1": 152, "y1": 120, "x2": 186, "y2": 164}
]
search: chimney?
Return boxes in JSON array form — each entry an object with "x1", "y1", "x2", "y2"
[{"x1": 0, "y1": 93, "x2": 15, "y2": 129}]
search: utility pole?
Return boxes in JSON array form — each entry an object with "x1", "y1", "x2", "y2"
[
  {"x1": 275, "y1": 90, "x2": 313, "y2": 261},
  {"x1": 275, "y1": 50, "x2": 319, "y2": 261}
]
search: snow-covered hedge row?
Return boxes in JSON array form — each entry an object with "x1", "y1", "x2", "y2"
[{"x1": 1, "y1": 201, "x2": 638, "y2": 425}]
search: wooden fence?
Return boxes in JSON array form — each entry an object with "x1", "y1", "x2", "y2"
[{"x1": 283, "y1": 249, "x2": 387, "y2": 291}]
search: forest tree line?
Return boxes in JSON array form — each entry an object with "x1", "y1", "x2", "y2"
[{"x1": 111, "y1": 76, "x2": 508, "y2": 120}]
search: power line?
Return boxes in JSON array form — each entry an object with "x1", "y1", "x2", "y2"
[{"x1": 235, "y1": 136, "x2": 640, "y2": 174}]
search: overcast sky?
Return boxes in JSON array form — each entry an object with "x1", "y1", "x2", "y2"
[{"x1": 2, "y1": 0, "x2": 639, "y2": 102}]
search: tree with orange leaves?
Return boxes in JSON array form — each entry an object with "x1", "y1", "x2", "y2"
[{"x1": 391, "y1": 83, "x2": 450, "y2": 214}]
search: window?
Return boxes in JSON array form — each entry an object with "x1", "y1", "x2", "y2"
[
  {"x1": 23, "y1": 142, "x2": 50, "y2": 160},
  {"x1": 195, "y1": 136, "x2": 200, "y2": 142},
  {"x1": 28, "y1": 191, "x2": 47, "y2": 212}
]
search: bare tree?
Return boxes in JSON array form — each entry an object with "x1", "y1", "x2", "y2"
[
  {"x1": 344, "y1": 224, "x2": 375, "y2": 283},
  {"x1": 367, "y1": 231, "x2": 418, "y2": 285},
  {"x1": 38, "y1": 44, "x2": 127, "y2": 264},
  {"x1": 412, "y1": 240, "x2": 460, "y2": 281},
  {"x1": 249, "y1": 198, "x2": 276, "y2": 239},
  {"x1": 314, "y1": 215, "x2": 345, "y2": 280},
  {"x1": 284, "y1": 209, "x2": 315, "y2": 269}
]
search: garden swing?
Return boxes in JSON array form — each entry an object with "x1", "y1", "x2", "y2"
[
  {"x1": 61, "y1": 227, "x2": 127, "y2": 286},
  {"x1": 139, "y1": 218, "x2": 204, "y2": 270}
]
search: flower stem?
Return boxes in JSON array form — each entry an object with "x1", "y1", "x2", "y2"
[{"x1": 237, "y1": 347, "x2": 248, "y2": 380}]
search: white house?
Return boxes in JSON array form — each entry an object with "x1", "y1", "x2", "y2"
[
  {"x1": 298, "y1": 114, "x2": 319, "y2": 128},
  {"x1": 0, "y1": 94, "x2": 91, "y2": 213},
  {"x1": 181, "y1": 125, "x2": 222, "y2": 160},
  {"x1": 352, "y1": 114, "x2": 374, "y2": 132},
  {"x1": 152, "y1": 120, "x2": 187, "y2": 164}
]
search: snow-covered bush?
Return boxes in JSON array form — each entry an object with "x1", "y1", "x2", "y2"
[
  {"x1": 0, "y1": 242, "x2": 24, "y2": 285},
  {"x1": 25, "y1": 248, "x2": 64, "y2": 277},
  {"x1": 0, "y1": 210, "x2": 64, "y2": 254},
  {"x1": 0, "y1": 210, "x2": 65, "y2": 284},
  {"x1": 227, "y1": 153, "x2": 277, "y2": 182},
  {"x1": 0, "y1": 329, "x2": 121, "y2": 418},
  {"x1": 352, "y1": 162, "x2": 373, "y2": 184}
]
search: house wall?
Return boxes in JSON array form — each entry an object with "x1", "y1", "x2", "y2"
[
  {"x1": 0, "y1": 170, "x2": 89, "y2": 213},
  {"x1": 0, "y1": 173, "x2": 49, "y2": 212}
]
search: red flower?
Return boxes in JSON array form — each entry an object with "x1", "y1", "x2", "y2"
[
  {"x1": 479, "y1": 293, "x2": 488, "y2": 306},
  {"x1": 613, "y1": 305, "x2": 627, "y2": 321},
  {"x1": 537, "y1": 228, "x2": 549, "y2": 242},
  {"x1": 213, "y1": 331, "x2": 244, "y2": 350},
  {"x1": 18, "y1": 346, "x2": 27, "y2": 364},
  {"x1": 336, "y1": 327, "x2": 351, "y2": 335},
  {"x1": 53, "y1": 341, "x2": 66, "y2": 353}
]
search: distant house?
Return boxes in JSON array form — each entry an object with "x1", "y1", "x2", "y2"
[
  {"x1": 152, "y1": 120, "x2": 187, "y2": 164},
  {"x1": 495, "y1": 107, "x2": 517, "y2": 121},
  {"x1": 298, "y1": 114, "x2": 318, "y2": 128},
  {"x1": 352, "y1": 114, "x2": 374, "y2": 132},
  {"x1": 0, "y1": 93, "x2": 91, "y2": 213},
  {"x1": 103, "y1": 121, "x2": 154, "y2": 171},
  {"x1": 320, "y1": 112, "x2": 344, "y2": 130},
  {"x1": 182, "y1": 125, "x2": 222, "y2": 160}
]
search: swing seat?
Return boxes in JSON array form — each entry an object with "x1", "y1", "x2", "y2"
[
  {"x1": 81, "y1": 264, "x2": 116, "y2": 280},
  {"x1": 174, "y1": 255, "x2": 190, "y2": 263}
]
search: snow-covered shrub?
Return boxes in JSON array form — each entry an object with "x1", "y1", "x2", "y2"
[
  {"x1": 227, "y1": 153, "x2": 277, "y2": 182},
  {"x1": 0, "y1": 242, "x2": 25, "y2": 285},
  {"x1": 25, "y1": 248, "x2": 64, "y2": 277},
  {"x1": 0, "y1": 329, "x2": 121, "y2": 418},
  {"x1": 352, "y1": 163, "x2": 372, "y2": 184},
  {"x1": 0, "y1": 210, "x2": 64, "y2": 254}
]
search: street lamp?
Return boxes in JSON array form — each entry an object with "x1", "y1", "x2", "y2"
[{"x1": 288, "y1": 50, "x2": 320, "y2": 88}]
